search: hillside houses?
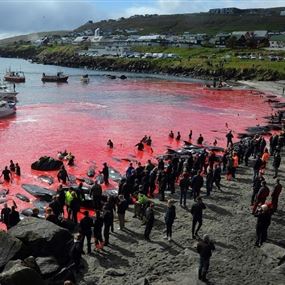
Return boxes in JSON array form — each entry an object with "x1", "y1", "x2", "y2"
[{"x1": 29, "y1": 26, "x2": 284, "y2": 58}]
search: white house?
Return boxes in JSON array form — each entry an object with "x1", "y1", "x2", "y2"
[{"x1": 269, "y1": 35, "x2": 285, "y2": 48}]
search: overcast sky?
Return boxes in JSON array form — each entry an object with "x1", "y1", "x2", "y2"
[{"x1": 0, "y1": 0, "x2": 284, "y2": 39}]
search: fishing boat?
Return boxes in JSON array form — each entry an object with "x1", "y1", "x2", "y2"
[
  {"x1": 0, "y1": 101, "x2": 16, "y2": 118},
  {"x1": 4, "y1": 70, "x2": 25, "y2": 83},
  {"x1": 0, "y1": 83, "x2": 18, "y2": 96},
  {"x1": 80, "y1": 74, "x2": 89, "y2": 83},
  {"x1": 41, "y1": 72, "x2": 68, "y2": 83}
]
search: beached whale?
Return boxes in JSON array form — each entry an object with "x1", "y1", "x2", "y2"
[
  {"x1": 22, "y1": 184, "x2": 55, "y2": 202},
  {"x1": 0, "y1": 189, "x2": 9, "y2": 196},
  {"x1": 109, "y1": 167, "x2": 123, "y2": 182},
  {"x1": 204, "y1": 145, "x2": 225, "y2": 152},
  {"x1": 38, "y1": 175, "x2": 54, "y2": 185},
  {"x1": 76, "y1": 177, "x2": 94, "y2": 185},
  {"x1": 15, "y1": 193, "x2": 30, "y2": 203},
  {"x1": 31, "y1": 156, "x2": 63, "y2": 171}
]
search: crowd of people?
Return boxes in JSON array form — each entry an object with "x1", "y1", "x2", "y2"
[{"x1": 0, "y1": 128, "x2": 284, "y2": 282}]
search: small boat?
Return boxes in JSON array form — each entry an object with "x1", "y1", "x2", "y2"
[
  {"x1": 4, "y1": 70, "x2": 25, "y2": 83},
  {"x1": 0, "y1": 83, "x2": 18, "y2": 96},
  {"x1": 0, "y1": 100, "x2": 16, "y2": 118},
  {"x1": 41, "y1": 72, "x2": 68, "y2": 83},
  {"x1": 80, "y1": 74, "x2": 89, "y2": 83}
]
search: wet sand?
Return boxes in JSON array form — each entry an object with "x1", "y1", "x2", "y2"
[{"x1": 239, "y1": 80, "x2": 285, "y2": 97}]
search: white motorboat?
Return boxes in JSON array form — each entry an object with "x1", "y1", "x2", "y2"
[
  {"x1": 0, "y1": 83, "x2": 18, "y2": 96},
  {"x1": 0, "y1": 100, "x2": 16, "y2": 118}
]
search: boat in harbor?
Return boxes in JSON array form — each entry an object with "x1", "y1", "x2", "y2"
[
  {"x1": 0, "y1": 83, "x2": 18, "y2": 101},
  {"x1": 41, "y1": 72, "x2": 68, "y2": 83},
  {"x1": 80, "y1": 74, "x2": 89, "y2": 83},
  {"x1": 4, "y1": 70, "x2": 25, "y2": 83},
  {"x1": 0, "y1": 100, "x2": 16, "y2": 118}
]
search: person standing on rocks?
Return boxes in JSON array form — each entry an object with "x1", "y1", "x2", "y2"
[
  {"x1": 164, "y1": 199, "x2": 176, "y2": 241},
  {"x1": 197, "y1": 234, "x2": 215, "y2": 282},
  {"x1": 1, "y1": 203, "x2": 11, "y2": 229},
  {"x1": 70, "y1": 191, "x2": 81, "y2": 224},
  {"x1": 79, "y1": 210, "x2": 94, "y2": 254},
  {"x1": 191, "y1": 197, "x2": 206, "y2": 239},
  {"x1": 49, "y1": 195, "x2": 63, "y2": 219},
  {"x1": 70, "y1": 233, "x2": 85, "y2": 273},
  {"x1": 144, "y1": 202, "x2": 155, "y2": 241},
  {"x1": 271, "y1": 179, "x2": 283, "y2": 213},
  {"x1": 8, "y1": 204, "x2": 20, "y2": 228},
  {"x1": 254, "y1": 204, "x2": 272, "y2": 247}
]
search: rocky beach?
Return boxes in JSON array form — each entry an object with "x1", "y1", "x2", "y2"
[{"x1": 78, "y1": 151, "x2": 285, "y2": 285}]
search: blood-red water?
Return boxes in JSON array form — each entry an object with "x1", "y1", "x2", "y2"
[{"x1": 0, "y1": 60, "x2": 280, "y2": 229}]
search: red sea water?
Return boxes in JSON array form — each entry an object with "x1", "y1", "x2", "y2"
[{"x1": 0, "y1": 57, "x2": 280, "y2": 226}]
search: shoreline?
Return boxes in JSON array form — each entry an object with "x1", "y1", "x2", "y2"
[{"x1": 239, "y1": 80, "x2": 285, "y2": 97}]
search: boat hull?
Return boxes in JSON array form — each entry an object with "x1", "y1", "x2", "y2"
[
  {"x1": 4, "y1": 76, "x2": 25, "y2": 83},
  {"x1": 42, "y1": 76, "x2": 68, "y2": 83}
]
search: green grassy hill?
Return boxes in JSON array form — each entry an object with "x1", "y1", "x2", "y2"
[{"x1": 76, "y1": 7, "x2": 285, "y2": 35}]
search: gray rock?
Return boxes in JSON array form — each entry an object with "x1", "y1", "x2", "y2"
[
  {"x1": 134, "y1": 277, "x2": 150, "y2": 285},
  {"x1": 273, "y1": 263, "x2": 285, "y2": 275},
  {"x1": 261, "y1": 243, "x2": 285, "y2": 262},
  {"x1": 23, "y1": 256, "x2": 41, "y2": 273},
  {"x1": 104, "y1": 268, "x2": 126, "y2": 277},
  {"x1": 8, "y1": 217, "x2": 73, "y2": 264},
  {"x1": 0, "y1": 259, "x2": 46, "y2": 285},
  {"x1": 36, "y1": 256, "x2": 60, "y2": 277},
  {"x1": 0, "y1": 231, "x2": 26, "y2": 269}
]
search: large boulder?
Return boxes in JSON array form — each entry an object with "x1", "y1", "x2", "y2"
[
  {"x1": 8, "y1": 218, "x2": 73, "y2": 264},
  {"x1": 0, "y1": 231, "x2": 27, "y2": 269},
  {"x1": 0, "y1": 259, "x2": 46, "y2": 285},
  {"x1": 31, "y1": 156, "x2": 63, "y2": 171}
]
